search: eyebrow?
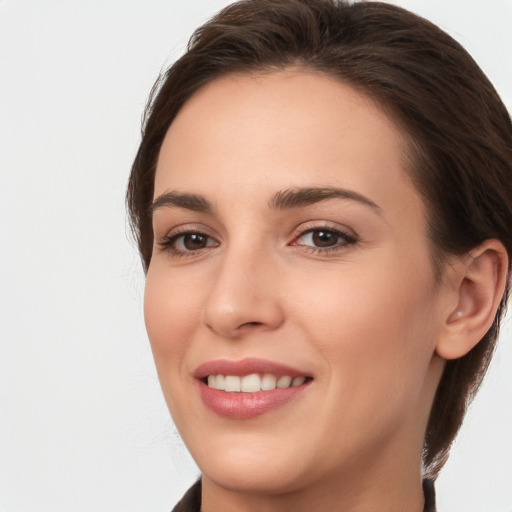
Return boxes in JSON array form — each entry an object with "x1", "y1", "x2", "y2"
[
  {"x1": 269, "y1": 187, "x2": 380, "y2": 210},
  {"x1": 150, "y1": 186, "x2": 380, "y2": 215},
  {"x1": 150, "y1": 191, "x2": 214, "y2": 214}
]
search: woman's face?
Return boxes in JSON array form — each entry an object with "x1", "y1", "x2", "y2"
[{"x1": 145, "y1": 70, "x2": 447, "y2": 495}]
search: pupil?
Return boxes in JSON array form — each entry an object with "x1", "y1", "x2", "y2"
[
  {"x1": 184, "y1": 233, "x2": 206, "y2": 250},
  {"x1": 312, "y1": 230, "x2": 337, "y2": 247}
]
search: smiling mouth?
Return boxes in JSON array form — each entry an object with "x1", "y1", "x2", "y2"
[
  {"x1": 195, "y1": 358, "x2": 314, "y2": 417},
  {"x1": 205, "y1": 373, "x2": 313, "y2": 392}
]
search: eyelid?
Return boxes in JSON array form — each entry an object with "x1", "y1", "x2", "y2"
[
  {"x1": 157, "y1": 222, "x2": 217, "y2": 241},
  {"x1": 156, "y1": 224, "x2": 220, "y2": 258},
  {"x1": 291, "y1": 220, "x2": 357, "y2": 241},
  {"x1": 289, "y1": 221, "x2": 358, "y2": 252}
]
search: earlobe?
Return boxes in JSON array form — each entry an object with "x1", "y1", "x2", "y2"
[{"x1": 436, "y1": 239, "x2": 509, "y2": 360}]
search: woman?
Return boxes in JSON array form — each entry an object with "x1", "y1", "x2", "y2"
[{"x1": 127, "y1": 1, "x2": 512, "y2": 510}]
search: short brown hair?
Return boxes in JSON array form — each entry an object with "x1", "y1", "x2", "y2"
[{"x1": 127, "y1": 0, "x2": 512, "y2": 478}]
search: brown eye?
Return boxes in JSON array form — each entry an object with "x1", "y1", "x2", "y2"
[
  {"x1": 295, "y1": 228, "x2": 354, "y2": 249},
  {"x1": 181, "y1": 233, "x2": 209, "y2": 250},
  {"x1": 311, "y1": 230, "x2": 340, "y2": 247},
  {"x1": 292, "y1": 228, "x2": 356, "y2": 252},
  {"x1": 162, "y1": 231, "x2": 219, "y2": 255}
]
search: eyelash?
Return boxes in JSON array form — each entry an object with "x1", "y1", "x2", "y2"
[
  {"x1": 158, "y1": 226, "x2": 357, "y2": 258},
  {"x1": 291, "y1": 226, "x2": 357, "y2": 254},
  {"x1": 159, "y1": 229, "x2": 219, "y2": 259}
]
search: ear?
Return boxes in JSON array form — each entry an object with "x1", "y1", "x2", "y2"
[{"x1": 436, "y1": 239, "x2": 509, "y2": 360}]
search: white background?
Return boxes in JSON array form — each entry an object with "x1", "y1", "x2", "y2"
[{"x1": 0, "y1": 1, "x2": 511, "y2": 511}]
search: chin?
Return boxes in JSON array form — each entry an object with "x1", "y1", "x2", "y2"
[
  {"x1": 200, "y1": 455, "x2": 312, "y2": 495},
  {"x1": 182, "y1": 425, "x2": 334, "y2": 496}
]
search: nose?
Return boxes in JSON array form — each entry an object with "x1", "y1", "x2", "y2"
[{"x1": 202, "y1": 246, "x2": 285, "y2": 339}]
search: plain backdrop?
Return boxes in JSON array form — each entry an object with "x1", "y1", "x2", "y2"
[{"x1": 0, "y1": 1, "x2": 511, "y2": 511}]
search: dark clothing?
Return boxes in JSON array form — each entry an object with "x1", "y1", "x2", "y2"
[
  {"x1": 172, "y1": 480, "x2": 202, "y2": 512},
  {"x1": 172, "y1": 478, "x2": 437, "y2": 511},
  {"x1": 422, "y1": 479, "x2": 436, "y2": 512}
]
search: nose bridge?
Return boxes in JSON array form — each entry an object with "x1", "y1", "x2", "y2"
[{"x1": 202, "y1": 234, "x2": 284, "y2": 338}]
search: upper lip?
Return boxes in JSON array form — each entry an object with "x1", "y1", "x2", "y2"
[{"x1": 193, "y1": 358, "x2": 311, "y2": 379}]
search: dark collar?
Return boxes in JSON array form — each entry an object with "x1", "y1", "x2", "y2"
[
  {"x1": 172, "y1": 478, "x2": 437, "y2": 512},
  {"x1": 172, "y1": 480, "x2": 202, "y2": 512}
]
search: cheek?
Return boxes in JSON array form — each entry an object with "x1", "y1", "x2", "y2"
[
  {"x1": 143, "y1": 266, "x2": 208, "y2": 422},
  {"x1": 291, "y1": 254, "x2": 439, "y2": 406},
  {"x1": 144, "y1": 267, "x2": 200, "y2": 370}
]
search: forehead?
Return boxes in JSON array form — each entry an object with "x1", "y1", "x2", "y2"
[{"x1": 155, "y1": 69, "x2": 423, "y2": 223}]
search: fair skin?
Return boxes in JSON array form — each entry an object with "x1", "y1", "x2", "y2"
[{"x1": 144, "y1": 70, "x2": 507, "y2": 512}]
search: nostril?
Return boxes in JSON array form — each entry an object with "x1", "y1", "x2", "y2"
[{"x1": 240, "y1": 321, "x2": 263, "y2": 328}]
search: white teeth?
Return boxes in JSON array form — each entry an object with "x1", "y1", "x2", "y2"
[
  {"x1": 224, "y1": 375, "x2": 241, "y2": 392},
  {"x1": 215, "y1": 374, "x2": 225, "y2": 390},
  {"x1": 261, "y1": 373, "x2": 277, "y2": 391},
  {"x1": 277, "y1": 376, "x2": 292, "y2": 388},
  {"x1": 292, "y1": 376, "x2": 306, "y2": 387},
  {"x1": 206, "y1": 373, "x2": 308, "y2": 392},
  {"x1": 241, "y1": 373, "x2": 261, "y2": 392}
]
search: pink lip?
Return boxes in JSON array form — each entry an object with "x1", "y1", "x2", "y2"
[
  {"x1": 193, "y1": 357, "x2": 309, "y2": 379},
  {"x1": 194, "y1": 358, "x2": 313, "y2": 420}
]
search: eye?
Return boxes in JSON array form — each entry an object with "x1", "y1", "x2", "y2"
[
  {"x1": 298, "y1": 230, "x2": 342, "y2": 248},
  {"x1": 160, "y1": 230, "x2": 219, "y2": 256},
  {"x1": 292, "y1": 227, "x2": 356, "y2": 251}
]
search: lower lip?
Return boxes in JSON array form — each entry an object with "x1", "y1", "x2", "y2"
[{"x1": 197, "y1": 381, "x2": 310, "y2": 419}]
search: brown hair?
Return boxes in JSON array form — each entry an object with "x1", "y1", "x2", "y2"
[{"x1": 127, "y1": 0, "x2": 512, "y2": 478}]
